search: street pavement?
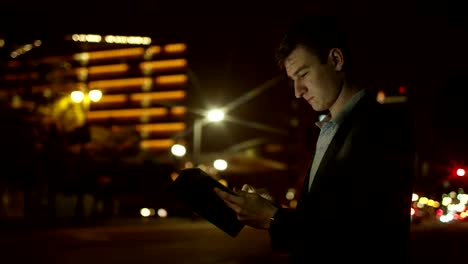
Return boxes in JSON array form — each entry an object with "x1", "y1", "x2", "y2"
[
  {"x1": 1, "y1": 217, "x2": 467, "y2": 264},
  {"x1": 0, "y1": 217, "x2": 289, "y2": 264}
]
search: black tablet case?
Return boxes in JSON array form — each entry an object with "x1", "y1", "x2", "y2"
[{"x1": 170, "y1": 168, "x2": 244, "y2": 237}]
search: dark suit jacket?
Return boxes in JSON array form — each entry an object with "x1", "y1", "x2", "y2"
[{"x1": 269, "y1": 90, "x2": 415, "y2": 263}]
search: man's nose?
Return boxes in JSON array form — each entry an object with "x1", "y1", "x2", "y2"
[{"x1": 294, "y1": 82, "x2": 306, "y2": 98}]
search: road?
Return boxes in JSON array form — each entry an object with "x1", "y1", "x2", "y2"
[
  {"x1": 1, "y1": 218, "x2": 467, "y2": 264},
  {"x1": 1, "y1": 218, "x2": 288, "y2": 264}
]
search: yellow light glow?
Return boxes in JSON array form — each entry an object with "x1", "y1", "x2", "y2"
[
  {"x1": 418, "y1": 197, "x2": 428, "y2": 205},
  {"x1": 74, "y1": 47, "x2": 144, "y2": 61},
  {"x1": 146, "y1": 46, "x2": 161, "y2": 56},
  {"x1": 286, "y1": 189, "x2": 296, "y2": 200},
  {"x1": 289, "y1": 200, "x2": 298, "y2": 209},
  {"x1": 171, "y1": 172, "x2": 179, "y2": 181},
  {"x1": 130, "y1": 90, "x2": 186, "y2": 102},
  {"x1": 72, "y1": 34, "x2": 102, "y2": 43},
  {"x1": 104, "y1": 35, "x2": 151, "y2": 45},
  {"x1": 163, "y1": 43, "x2": 187, "y2": 53},
  {"x1": 140, "y1": 139, "x2": 175, "y2": 150},
  {"x1": 207, "y1": 109, "x2": 224, "y2": 122},
  {"x1": 171, "y1": 106, "x2": 187, "y2": 116},
  {"x1": 91, "y1": 91, "x2": 185, "y2": 106},
  {"x1": 155, "y1": 74, "x2": 188, "y2": 85},
  {"x1": 86, "y1": 107, "x2": 168, "y2": 120},
  {"x1": 140, "y1": 59, "x2": 187, "y2": 72},
  {"x1": 427, "y1": 199, "x2": 434, "y2": 207},
  {"x1": 96, "y1": 94, "x2": 127, "y2": 104},
  {"x1": 135, "y1": 122, "x2": 186, "y2": 133},
  {"x1": 218, "y1": 179, "x2": 228, "y2": 187},
  {"x1": 214, "y1": 160, "x2": 228, "y2": 171},
  {"x1": 70, "y1": 91, "x2": 85, "y2": 103},
  {"x1": 140, "y1": 208, "x2": 151, "y2": 217},
  {"x1": 89, "y1": 77, "x2": 152, "y2": 90},
  {"x1": 171, "y1": 144, "x2": 186, "y2": 157},
  {"x1": 88, "y1": 89, "x2": 103, "y2": 102},
  {"x1": 376, "y1": 90, "x2": 386, "y2": 104},
  {"x1": 86, "y1": 64, "x2": 129, "y2": 76}
]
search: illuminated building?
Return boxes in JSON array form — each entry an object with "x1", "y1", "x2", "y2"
[
  {"x1": 0, "y1": 34, "x2": 188, "y2": 155},
  {"x1": 0, "y1": 34, "x2": 189, "y2": 220}
]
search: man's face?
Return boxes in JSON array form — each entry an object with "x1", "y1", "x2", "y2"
[{"x1": 284, "y1": 44, "x2": 343, "y2": 112}]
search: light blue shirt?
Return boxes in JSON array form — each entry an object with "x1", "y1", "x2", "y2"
[{"x1": 308, "y1": 89, "x2": 368, "y2": 190}]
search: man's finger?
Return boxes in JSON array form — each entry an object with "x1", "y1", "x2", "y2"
[
  {"x1": 214, "y1": 187, "x2": 243, "y2": 204},
  {"x1": 224, "y1": 199, "x2": 242, "y2": 213},
  {"x1": 242, "y1": 184, "x2": 255, "y2": 193}
]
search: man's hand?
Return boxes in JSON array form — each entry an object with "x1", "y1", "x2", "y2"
[{"x1": 214, "y1": 184, "x2": 278, "y2": 229}]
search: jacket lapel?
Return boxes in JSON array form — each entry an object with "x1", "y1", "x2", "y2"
[{"x1": 307, "y1": 91, "x2": 373, "y2": 195}]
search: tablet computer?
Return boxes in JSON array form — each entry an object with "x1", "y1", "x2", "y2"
[{"x1": 170, "y1": 168, "x2": 244, "y2": 237}]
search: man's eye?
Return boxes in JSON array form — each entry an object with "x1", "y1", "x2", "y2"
[{"x1": 299, "y1": 72, "x2": 308, "y2": 78}]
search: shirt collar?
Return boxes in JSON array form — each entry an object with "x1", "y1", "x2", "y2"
[{"x1": 315, "y1": 89, "x2": 368, "y2": 128}]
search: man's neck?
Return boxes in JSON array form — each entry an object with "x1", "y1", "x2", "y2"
[{"x1": 329, "y1": 81, "x2": 362, "y2": 118}]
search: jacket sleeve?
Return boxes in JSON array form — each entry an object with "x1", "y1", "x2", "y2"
[{"x1": 268, "y1": 207, "x2": 304, "y2": 252}]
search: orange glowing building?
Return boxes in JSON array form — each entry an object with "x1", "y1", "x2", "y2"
[{"x1": 0, "y1": 34, "x2": 189, "y2": 155}]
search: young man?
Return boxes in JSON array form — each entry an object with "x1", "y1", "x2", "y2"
[{"x1": 215, "y1": 15, "x2": 415, "y2": 263}]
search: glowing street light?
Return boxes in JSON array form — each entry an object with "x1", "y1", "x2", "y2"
[
  {"x1": 207, "y1": 109, "x2": 224, "y2": 122},
  {"x1": 88, "y1": 89, "x2": 103, "y2": 102},
  {"x1": 213, "y1": 159, "x2": 228, "y2": 171},
  {"x1": 171, "y1": 143, "x2": 186, "y2": 157},
  {"x1": 70, "y1": 91, "x2": 85, "y2": 103},
  {"x1": 70, "y1": 89, "x2": 102, "y2": 106}
]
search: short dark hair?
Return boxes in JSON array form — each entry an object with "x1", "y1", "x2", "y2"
[{"x1": 275, "y1": 15, "x2": 350, "y2": 70}]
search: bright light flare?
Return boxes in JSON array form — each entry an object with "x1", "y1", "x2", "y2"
[
  {"x1": 213, "y1": 159, "x2": 227, "y2": 170},
  {"x1": 140, "y1": 208, "x2": 151, "y2": 217},
  {"x1": 157, "y1": 208, "x2": 168, "y2": 218},
  {"x1": 171, "y1": 144, "x2": 186, "y2": 157},
  {"x1": 70, "y1": 91, "x2": 85, "y2": 103},
  {"x1": 207, "y1": 109, "x2": 224, "y2": 122},
  {"x1": 89, "y1": 89, "x2": 103, "y2": 102}
]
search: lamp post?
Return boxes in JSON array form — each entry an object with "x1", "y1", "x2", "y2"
[
  {"x1": 192, "y1": 109, "x2": 224, "y2": 166},
  {"x1": 69, "y1": 88, "x2": 102, "y2": 223}
]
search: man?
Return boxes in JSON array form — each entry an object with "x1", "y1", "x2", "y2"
[{"x1": 214, "y1": 15, "x2": 415, "y2": 263}]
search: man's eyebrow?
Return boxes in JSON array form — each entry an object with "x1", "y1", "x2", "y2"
[{"x1": 291, "y1": 65, "x2": 308, "y2": 77}]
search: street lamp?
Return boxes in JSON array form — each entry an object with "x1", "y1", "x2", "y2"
[
  {"x1": 192, "y1": 108, "x2": 225, "y2": 166},
  {"x1": 171, "y1": 143, "x2": 186, "y2": 157},
  {"x1": 68, "y1": 88, "x2": 102, "y2": 223},
  {"x1": 70, "y1": 89, "x2": 103, "y2": 110},
  {"x1": 213, "y1": 159, "x2": 228, "y2": 171}
]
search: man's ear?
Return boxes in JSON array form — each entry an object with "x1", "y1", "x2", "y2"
[{"x1": 328, "y1": 48, "x2": 344, "y2": 71}]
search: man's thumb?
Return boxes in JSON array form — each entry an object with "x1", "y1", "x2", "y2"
[{"x1": 241, "y1": 184, "x2": 255, "y2": 193}]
